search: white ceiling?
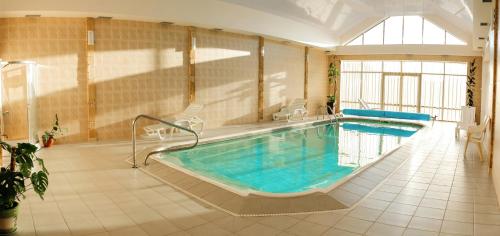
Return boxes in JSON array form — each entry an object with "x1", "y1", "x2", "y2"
[{"x1": 220, "y1": 0, "x2": 474, "y2": 44}]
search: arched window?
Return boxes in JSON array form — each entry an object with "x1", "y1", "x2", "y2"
[{"x1": 346, "y1": 16, "x2": 466, "y2": 46}]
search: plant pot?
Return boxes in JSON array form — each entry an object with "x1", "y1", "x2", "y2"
[
  {"x1": 43, "y1": 137, "x2": 55, "y2": 148},
  {"x1": 326, "y1": 101, "x2": 335, "y2": 114},
  {"x1": 0, "y1": 202, "x2": 18, "y2": 235}
]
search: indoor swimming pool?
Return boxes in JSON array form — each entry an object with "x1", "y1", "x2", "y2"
[{"x1": 158, "y1": 120, "x2": 422, "y2": 194}]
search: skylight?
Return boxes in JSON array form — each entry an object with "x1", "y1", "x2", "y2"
[{"x1": 346, "y1": 16, "x2": 467, "y2": 46}]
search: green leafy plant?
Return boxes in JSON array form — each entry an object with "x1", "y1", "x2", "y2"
[
  {"x1": 42, "y1": 114, "x2": 63, "y2": 143},
  {"x1": 328, "y1": 62, "x2": 340, "y2": 91},
  {"x1": 466, "y1": 59, "x2": 476, "y2": 107},
  {"x1": 327, "y1": 62, "x2": 340, "y2": 114},
  {"x1": 327, "y1": 95, "x2": 336, "y2": 103},
  {"x1": 328, "y1": 62, "x2": 340, "y2": 100},
  {"x1": 0, "y1": 142, "x2": 48, "y2": 210}
]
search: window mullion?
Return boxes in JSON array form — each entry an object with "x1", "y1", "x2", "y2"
[
  {"x1": 383, "y1": 20, "x2": 386, "y2": 45},
  {"x1": 401, "y1": 16, "x2": 405, "y2": 44},
  {"x1": 421, "y1": 17, "x2": 424, "y2": 44}
]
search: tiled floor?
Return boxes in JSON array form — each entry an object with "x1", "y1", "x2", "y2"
[{"x1": 11, "y1": 121, "x2": 500, "y2": 236}]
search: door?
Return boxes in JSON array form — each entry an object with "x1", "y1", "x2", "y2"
[
  {"x1": 382, "y1": 73, "x2": 421, "y2": 112},
  {"x1": 1, "y1": 65, "x2": 29, "y2": 140},
  {"x1": 383, "y1": 74, "x2": 400, "y2": 111},
  {"x1": 401, "y1": 75, "x2": 420, "y2": 112}
]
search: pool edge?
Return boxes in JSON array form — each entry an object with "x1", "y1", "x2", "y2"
[{"x1": 132, "y1": 117, "x2": 430, "y2": 215}]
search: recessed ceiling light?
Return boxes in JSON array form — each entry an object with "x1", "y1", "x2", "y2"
[
  {"x1": 480, "y1": 22, "x2": 489, "y2": 26},
  {"x1": 212, "y1": 28, "x2": 223, "y2": 32}
]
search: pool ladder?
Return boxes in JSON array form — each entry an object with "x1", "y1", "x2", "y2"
[
  {"x1": 317, "y1": 104, "x2": 339, "y2": 124},
  {"x1": 327, "y1": 106, "x2": 339, "y2": 124},
  {"x1": 131, "y1": 114, "x2": 199, "y2": 168}
]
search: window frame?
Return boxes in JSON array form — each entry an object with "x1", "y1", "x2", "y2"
[
  {"x1": 345, "y1": 16, "x2": 466, "y2": 46},
  {"x1": 339, "y1": 60, "x2": 468, "y2": 121}
]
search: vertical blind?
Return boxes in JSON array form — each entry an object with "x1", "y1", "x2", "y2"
[{"x1": 340, "y1": 60, "x2": 467, "y2": 121}]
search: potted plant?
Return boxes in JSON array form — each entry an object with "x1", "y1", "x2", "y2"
[
  {"x1": 42, "y1": 114, "x2": 63, "y2": 148},
  {"x1": 466, "y1": 59, "x2": 476, "y2": 107},
  {"x1": 327, "y1": 95, "x2": 335, "y2": 114},
  {"x1": 327, "y1": 62, "x2": 340, "y2": 114},
  {"x1": 0, "y1": 142, "x2": 48, "y2": 234}
]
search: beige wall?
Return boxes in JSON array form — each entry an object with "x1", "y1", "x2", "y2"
[
  {"x1": 307, "y1": 48, "x2": 329, "y2": 116},
  {"x1": 195, "y1": 29, "x2": 259, "y2": 128},
  {"x1": 263, "y1": 41, "x2": 305, "y2": 121},
  {"x1": 0, "y1": 17, "x2": 88, "y2": 143},
  {"x1": 93, "y1": 20, "x2": 189, "y2": 139},
  {"x1": 0, "y1": 17, "x2": 329, "y2": 142}
]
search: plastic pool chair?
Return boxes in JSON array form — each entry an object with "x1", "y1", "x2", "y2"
[
  {"x1": 464, "y1": 116, "x2": 490, "y2": 161},
  {"x1": 273, "y1": 98, "x2": 308, "y2": 121},
  {"x1": 456, "y1": 106, "x2": 476, "y2": 138},
  {"x1": 358, "y1": 98, "x2": 372, "y2": 109},
  {"x1": 143, "y1": 103, "x2": 205, "y2": 140}
]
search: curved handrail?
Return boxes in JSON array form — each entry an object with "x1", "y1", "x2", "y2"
[
  {"x1": 327, "y1": 103, "x2": 338, "y2": 123},
  {"x1": 132, "y1": 114, "x2": 199, "y2": 168}
]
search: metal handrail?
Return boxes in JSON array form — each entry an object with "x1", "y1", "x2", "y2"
[
  {"x1": 327, "y1": 104, "x2": 339, "y2": 124},
  {"x1": 132, "y1": 114, "x2": 199, "y2": 168}
]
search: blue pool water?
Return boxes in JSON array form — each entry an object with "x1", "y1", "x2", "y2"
[{"x1": 160, "y1": 120, "x2": 420, "y2": 194}]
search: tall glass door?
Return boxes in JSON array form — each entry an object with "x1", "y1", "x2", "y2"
[
  {"x1": 0, "y1": 61, "x2": 38, "y2": 143},
  {"x1": 382, "y1": 73, "x2": 420, "y2": 112}
]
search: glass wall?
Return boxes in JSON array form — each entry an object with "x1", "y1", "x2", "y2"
[
  {"x1": 340, "y1": 60, "x2": 468, "y2": 121},
  {"x1": 346, "y1": 16, "x2": 466, "y2": 46}
]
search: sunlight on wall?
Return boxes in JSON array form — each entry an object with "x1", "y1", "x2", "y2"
[
  {"x1": 160, "y1": 48, "x2": 184, "y2": 69},
  {"x1": 94, "y1": 93, "x2": 184, "y2": 128},
  {"x1": 36, "y1": 54, "x2": 80, "y2": 96},
  {"x1": 94, "y1": 49, "x2": 157, "y2": 81},
  {"x1": 265, "y1": 71, "x2": 287, "y2": 107},
  {"x1": 196, "y1": 48, "x2": 251, "y2": 63}
]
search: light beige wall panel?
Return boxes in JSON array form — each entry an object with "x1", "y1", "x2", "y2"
[
  {"x1": 195, "y1": 30, "x2": 259, "y2": 128},
  {"x1": 94, "y1": 20, "x2": 188, "y2": 140},
  {"x1": 0, "y1": 17, "x2": 87, "y2": 143},
  {"x1": 263, "y1": 41, "x2": 305, "y2": 120},
  {"x1": 0, "y1": 18, "x2": 6, "y2": 54},
  {"x1": 307, "y1": 49, "x2": 328, "y2": 116}
]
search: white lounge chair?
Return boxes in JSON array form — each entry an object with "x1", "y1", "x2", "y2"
[
  {"x1": 358, "y1": 98, "x2": 372, "y2": 109},
  {"x1": 273, "y1": 98, "x2": 308, "y2": 121},
  {"x1": 464, "y1": 116, "x2": 490, "y2": 161},
  {"x1": 455, "y1": 106, "x2": 476, "y2": 138},
  {"x1": 143, "y1": 103, "x2": 205, "y2": 140}
]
